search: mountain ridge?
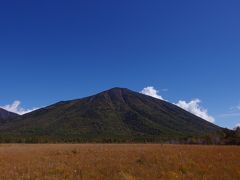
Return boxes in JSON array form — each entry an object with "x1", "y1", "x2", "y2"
[{"x1": 0, "y1": 88, "x2": 221, "y2": 143}]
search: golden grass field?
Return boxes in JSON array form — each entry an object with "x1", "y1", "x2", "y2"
[{"x1": 0, "y1": 144, "x2": 239, "y2": 180}]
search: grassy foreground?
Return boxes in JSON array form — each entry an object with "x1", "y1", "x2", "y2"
[{"x1": 0, "y1": 144, "x2": 239, "y2": 179}]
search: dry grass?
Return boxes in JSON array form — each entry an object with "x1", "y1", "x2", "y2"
[{"x1": 0, "y1": 144, "x2": 239, "y2": 179}]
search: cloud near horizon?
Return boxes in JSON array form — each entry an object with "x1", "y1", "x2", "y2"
[
  {"x1": 140, "y1": 86, "x2": 164, "y2": 100},
  {"x1": 140, "y1": 86, "x2": 215, "y2": 123},
  {"x1": 175, "y1": 99, "x2": 215, "y2": 123},
  {"x1": 0, "y1": 101, "x2": 39, "y2": 115}
]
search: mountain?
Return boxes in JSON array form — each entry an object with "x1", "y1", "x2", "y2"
[
  {"x1": 0, "y1": 108, "x2": 19, "y2": 122},
  {"x1": 0, "y1": 88, "x2": 221, "y2": 143}
]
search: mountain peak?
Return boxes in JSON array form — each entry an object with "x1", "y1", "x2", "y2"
[
  {"x1": 106, "y1": 87, "x2": 131, "y2": 92},
  {"x1": 0, "y1": 88, "x2": 220, "y2": 142},
  {"x1": 99, "y1": 87, "x2": 134, "y2": 97}
]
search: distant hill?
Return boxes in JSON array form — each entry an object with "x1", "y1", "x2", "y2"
[
  {"x1": 0, "y1": 88, "x2": 221, "y2": 143},
  {"x1": 0, "y1": 108, "x2": 19, "y2": 122}
]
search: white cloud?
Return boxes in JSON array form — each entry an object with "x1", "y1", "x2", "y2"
[
  {"x1": 220, "y1": 105, "x2": 240, "y2": 118},
  {"x1": 0, "y1": 101, "x2": 38, "y2": 115},
  {"x1": 219, "y1": 113, "x2": 240, "y2": 118},
  {"x1": 162, "y1": 89, "x2": 168, "y2": 92},
  {"x1": 140, "y1": 86, "x2": 164, "y2": 100},
  {"x1": 176, "y1": 99, "x2": 215, "y2": 123},
  {"x1": 230, "y1": 105, "x2": 240, "y2": 111},
  {"x1": 140, "y1": 86, "x2": 215, "y2": 123}
]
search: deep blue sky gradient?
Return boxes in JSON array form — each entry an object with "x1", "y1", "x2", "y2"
[{"x1": 1, "y1": 0, "x2": 240, "y2": 128}]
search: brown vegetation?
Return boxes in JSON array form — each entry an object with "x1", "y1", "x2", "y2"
[{"x1": 0, "y1": 144, "x2": 239, "y2": 179}]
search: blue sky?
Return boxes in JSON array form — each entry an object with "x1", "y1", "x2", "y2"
[{"x1": 0, "y1": 0, "x2": 240, "y2": 128}]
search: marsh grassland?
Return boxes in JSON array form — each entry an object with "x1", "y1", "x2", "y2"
[{"x1": 0, "y1": 144, "x2": 239, "y2": 179}]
